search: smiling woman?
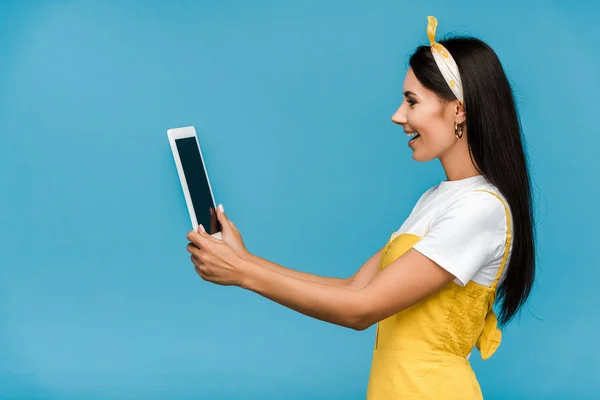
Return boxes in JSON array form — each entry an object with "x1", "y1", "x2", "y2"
[
  {"x1": 186, "y1": 15, "x2": 535, "y2": 400},
  {"x1": 395, "y1": 68, "x2": 468, "y2": 163}
]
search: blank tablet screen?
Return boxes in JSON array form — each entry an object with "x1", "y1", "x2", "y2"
[{"x1": 175, "y1": 137, "x2": 222, "y2": 234}]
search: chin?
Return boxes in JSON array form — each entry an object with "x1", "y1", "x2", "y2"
[{"x1": 411, "y1": 151, "x2": 432, "y2": 162}]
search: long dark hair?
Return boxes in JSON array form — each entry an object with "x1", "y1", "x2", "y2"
[{"x1": 409, "y1": 37, "x2": 536, "y2": 326}]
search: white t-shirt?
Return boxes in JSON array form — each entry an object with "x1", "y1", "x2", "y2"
[{"x1": 393, "y1": 175, "x2": 513, "y2": 287}]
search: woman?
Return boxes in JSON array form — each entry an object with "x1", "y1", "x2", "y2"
[{"x1": 186, "y1": 16, "x2": 536, "y2": 399}]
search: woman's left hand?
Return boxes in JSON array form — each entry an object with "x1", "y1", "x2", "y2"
[{"x1": 186, "y1": 226, "x2": 250, "y2": 287}]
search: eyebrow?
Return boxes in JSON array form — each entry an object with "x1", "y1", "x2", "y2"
[{"x1": 403, "y1": 90, "x2": 418, "y2": 98}]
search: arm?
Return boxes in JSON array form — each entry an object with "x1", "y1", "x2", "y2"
[
  {"x1": 247, "y1": 245, "x2": 385, "y2": 288},
  {"x1": 209, "y1": 205, "x2": 384, "y2": 288},
  {"x1": 247, "y1": 254, "x2": 351, "y2": 287},
  {"x1": 241, "y1": 247, "x2": 455, "y2": 330},
  {"x1": 191, "y1": 196, "x2": 495, "y2": 330},
  {"x1": 348, "y1": 246, "x2": 385, "y2": 289}
]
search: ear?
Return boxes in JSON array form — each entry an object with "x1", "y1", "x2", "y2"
[{"x1": 455, "y1": 101, "x2": 466, "y2": 125}]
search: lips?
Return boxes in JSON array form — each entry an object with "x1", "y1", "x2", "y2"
[{"x1": 406, "y1": 131, "x2": 420, "y2": 147}]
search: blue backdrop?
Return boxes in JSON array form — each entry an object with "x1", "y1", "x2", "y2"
[{"x1": 1, "y1": 1, "x2": 598, "y2": 399}]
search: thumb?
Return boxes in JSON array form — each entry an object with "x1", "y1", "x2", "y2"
[{"x1": 215, "y1": 204, "x2": 232, "y2": 231}]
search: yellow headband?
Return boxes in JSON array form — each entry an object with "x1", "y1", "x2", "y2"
[{"x1": 427, "y1": 16, "x2": 464, "y2": 104}]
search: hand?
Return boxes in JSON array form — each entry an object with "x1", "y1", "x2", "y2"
[
  {"x1": 212, "y1": 204, "x2": 250, "y2": 257},
  {"x1": 186, "y1": 225, "x2": 249, "y2": 287}
]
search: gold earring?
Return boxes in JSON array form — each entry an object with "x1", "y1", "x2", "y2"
[{"x1": 455, "y1": 123, "x2": 463, "y2": 139}]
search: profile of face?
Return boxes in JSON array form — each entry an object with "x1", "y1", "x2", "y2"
[{"x1": 391, "y1": 67, "x2": 466, "y2": 162}]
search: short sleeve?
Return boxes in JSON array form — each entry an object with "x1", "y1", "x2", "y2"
[{"x1": 411, "y1": 191, "x2": 509, "y2": 286}]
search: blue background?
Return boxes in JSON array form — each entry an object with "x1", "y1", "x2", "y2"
[{"x1": 1, "y1": 0, "x2": 598, "y2": 399}]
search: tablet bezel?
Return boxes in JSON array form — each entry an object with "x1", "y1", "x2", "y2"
[{"x1": 167, "y1": 125, "x2": 221, "y2": 237}]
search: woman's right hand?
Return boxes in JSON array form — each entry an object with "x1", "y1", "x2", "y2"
[{"x1": 210, "y1": 204, "x2": 251, "y2": 258}]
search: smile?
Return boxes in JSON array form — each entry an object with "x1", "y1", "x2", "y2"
[{"x1": 406, "y1": 132, "x2": 420, "y2": 146}]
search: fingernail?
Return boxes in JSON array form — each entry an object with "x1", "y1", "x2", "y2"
[
  {"x1": 199, "y1": 224, "x2": 205, "y2": 233},
  {"x1": 218, "y1": 204, "x2": 224, "y2": 213}
]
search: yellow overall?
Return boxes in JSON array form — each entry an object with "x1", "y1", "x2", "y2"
[{"x1": 366, "y1": 191, "x2": 512, "y2": 399}]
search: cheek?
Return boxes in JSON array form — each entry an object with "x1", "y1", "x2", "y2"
[
  {"x1": 407, "y1": 108, "x2": 425, "y2": 131},
  {"x1": 424, "y1": 128, "x2": 455, "y2": 155},
  {"x1": 410, "y1": 107, "x2": 443, "y2": 139},
  {"x1": 410, "y1": 108, "x2": 454, "y2": 155}
]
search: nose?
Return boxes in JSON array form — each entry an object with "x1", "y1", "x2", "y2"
[{"x1": 391, "y1": 105, "x2": 407, "y2": 126}]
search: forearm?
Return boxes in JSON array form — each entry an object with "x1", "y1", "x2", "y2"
[
  {"x1": 247, "y1": 254, "x2": 352, "y2": 287},
  {"x1": 241, "y1": 258, "x2": 367, "y2": 330}
]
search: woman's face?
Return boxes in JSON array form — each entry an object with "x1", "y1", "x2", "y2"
[{"x1": 391, "y1": 67, "x2": 465, "y2": 162}]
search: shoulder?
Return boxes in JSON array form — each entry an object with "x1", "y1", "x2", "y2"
[
  {"x1": 426, "y1": 189, "x2": 511, "y2": 244},
  {"x1": 412, "y1": 189, "x2": 511, "y2": 286},
  {"x1": 417, "y1": 184, "x2": 439, "y2": 202},
  {"x1": 438, "y1": 190, "x2": 509, "y2": 223},
  {"x1": 401, "y1": 185, "x2": 440, "y2": 218},
  {"x1": 412, "y1": 184, "x2": 439, "y2": 209}
]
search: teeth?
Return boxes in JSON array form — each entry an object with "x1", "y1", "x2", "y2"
[{"x1": 405, "y1": 132, "x2": 419, "y2": 137}]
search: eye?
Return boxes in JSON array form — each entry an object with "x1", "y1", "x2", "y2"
[{"x1": 406, "y1": 98, "x2": 417, "y2": 108}]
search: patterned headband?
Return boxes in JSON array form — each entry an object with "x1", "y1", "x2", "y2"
[{"x1": 427, "y1": 16, "x2": 464, "y2": 105}]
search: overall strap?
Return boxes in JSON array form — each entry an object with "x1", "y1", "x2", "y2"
[{"x1": 475, "y1": 190, "x2": 512, "y2": 290}]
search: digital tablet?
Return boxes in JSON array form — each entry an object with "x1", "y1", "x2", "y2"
[{"x1": 167, "y1": 126, "x2": 222, "y2": 239}]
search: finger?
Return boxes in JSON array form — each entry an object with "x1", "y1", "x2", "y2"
[
  {"x1": 194, "y1": 263, "x2": 211, "y2": 280},
  {"x1": 191, "y1": 254, "x2": 213, "y2": 273},
  {"x1": 193, "y1": 225, "x2": 232, "y2": 260},
  {"x1": 186, "y1": 243, "x2": 202, "y2": 257},
  {"x1": 210, "y1": 208, "x2": 218, "y2": 231},
  {"x1": 196, "y1": 262, "x2": 210, "y2": 274},
  {"x1": 190, "y1": 253, "x2": 204, "y2": 266},
  {"x1": 189, "y1": 226, "x2": 214, "y2": 249},
  {"x1": 186, "y1": 229, "x2": 197, "y2": 242},
  {"x1": 195, "y1": 247, "x2": 216, "y2": 266},
  {"x1": 217, "y1": 205, "x2": 240, "y2": 233},
  {"x1": 215, "y1": 204, "x2": 232, "y2": 230}
]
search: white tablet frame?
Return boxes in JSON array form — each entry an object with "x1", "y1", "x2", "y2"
[{"x1": 167, "y1": 126, "x2": 222, "y2": 239}]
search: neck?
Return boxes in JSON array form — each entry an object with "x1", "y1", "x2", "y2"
[{"x1": 439, "y1": 136, "x2": 480, "y2": 181}]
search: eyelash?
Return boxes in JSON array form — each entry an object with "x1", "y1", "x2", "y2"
[{"x1": 406, "y1": 99, "x2": 417, "y2": 108}]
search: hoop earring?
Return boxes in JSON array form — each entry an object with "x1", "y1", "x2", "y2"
[{"x1": 455, "y1": 123, "x2": 463, "y2": 139}]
